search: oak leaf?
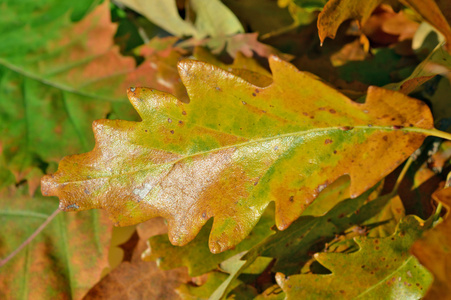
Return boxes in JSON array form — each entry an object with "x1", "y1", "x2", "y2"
[
  {"x1": 276, "y1": 216, "x2": 433, "y2": 299},
  {"x1": 42, "y1": 56, "x2": 435, "y2": 254}
]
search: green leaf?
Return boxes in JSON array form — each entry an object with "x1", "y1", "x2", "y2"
[
  {"x1": 209, "y1": 182, "x2": 390, "y2": 299},
  {"x1": 221, "y1": 0, "x2": 294, "y2": 36},
  {"x1": 385, "y1": 45, "x2": 451, "y2": 95},
  {"x1": 276, "y1": 216, "x2": 433, "y2": 299},
  {"x1": 143, "y1": 205, "x2": 275, "y2": 277},
  {"x1": 42, "y1": 56, "x2": 438, "y2": 255},
  {"x1": 0, "y1": 2, "x2": 186, "y2": 186},
  {"x1": 177, "y1": 271, "x2": 242, "y2": 300},
  {"x1": 116, "y1": 0, "x2": 244, "y2": 39},
  {"x1": 0, "y1": 186, "x2": 111, "y2": 299}
]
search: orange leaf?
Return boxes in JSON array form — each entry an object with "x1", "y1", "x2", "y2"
[{"x1": 411, "y1": 187, "x2": 451, "y2": 299}]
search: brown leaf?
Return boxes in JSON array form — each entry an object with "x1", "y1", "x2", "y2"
[
  {"x1": 83, "y1": 261, "x2": 190, "y2": 300},
  {"x1": 411, "y1": 187, "x2": 451, "y2": 299},
  {"x1": 317, "y1": 0, "x2": 386, "y2": 44}
]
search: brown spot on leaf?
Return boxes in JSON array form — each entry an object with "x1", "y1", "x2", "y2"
[
  {"x1": 289, "y1": 196, "x2": 294, "y2": 202},
  {"x1": 393, "y1": 125, "x2": 403, "y2": 130},
  {"x1": 325, "y1": 139, "x2": 333, "y2": 144},
  {"x1": 329, "y1": 109, "x2": 336, "y2": 114},
  {"x1": 170, "y1": 130, "x2": 174, "y2": 134},
  {"x1": 252, "y1": 93, "x2": 256, "y2": 97},
  {"x1": 182, "y1": 111, "x2": 187, "y2": 115},
  {"x1": 383, "y1": 136, "x2": 388, "y2": 141}
]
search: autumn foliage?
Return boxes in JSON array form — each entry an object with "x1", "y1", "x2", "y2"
[{"x1": 1, "y1": 0, "x2": 451, "y2": 299}]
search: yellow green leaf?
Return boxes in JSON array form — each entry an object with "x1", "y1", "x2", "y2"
[
  {"x1": 42, "y1": 56, "x2": 439, "y2": 254},
  {"x1": 276, "y1": 216, "x2": 433, "y2": 299}
]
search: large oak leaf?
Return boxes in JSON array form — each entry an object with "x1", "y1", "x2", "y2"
[{"x1": 42, "y1": 56, "x2": 434, "y2": 253}]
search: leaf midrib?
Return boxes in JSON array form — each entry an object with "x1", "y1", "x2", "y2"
[
  {"x1": 0, "y1": 57, "x2": 128, "y2": 103},
  {"x1": 56, "y1": 125, "x2": 431, "y2": 184}
]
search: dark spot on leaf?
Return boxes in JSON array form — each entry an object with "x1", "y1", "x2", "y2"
[
  {"x1": 252, "y1": 93, "x2": 256, "y2": 96},
  {"x1": 339, "y1": 290, "x2": 345, "y2": 294},
  {"x1": 334, "y1": 150, "x2": 337, "y2": 154},
  {"x1": 340, "y1": 126, "x2": 353, "y2": 131},
  {"x1": 254, "y1": 180, "x2": 259, "y2": 186},
  {"x1": 262, "y1": 110, "x2": 267, "y2": 113},
  {"x1": 319, "y1": 107, "x2": 326, "y2": 110},
  {"x1": 310, "y1": 115, "x2": 314, "y2": 119},
  {"x1": 383, "y1": 136, "x2": 388, "y2": 141},
  {"x1": 375, "y1": 246, "x2": 380, "y2": 250},
  {"x1": 329, "y1": 109, "x2": 336, "y2": 114},
  {"x1": 375, "y1": 239, "x2": 379, "y2": 244},
  {"x1": 409, "y1": 124, "x2": 414, "y2": 127},
  {"x1": 215, "y1": 87, "x2": 221, "y2": 91},
  {"x1": 182, "y1": 111, "x2": 187, "y2": 115},
  {"x1": 338, "y1": 213, "x2": 345, "y2": 218},
  {"x1": 393, "y1": 125, "x2": 403, "y2": 130},
  {"x1": 179, "y1": 120, "x2": 183, "y2": 124},
  {"x1": 170, "y1": 130, "x2": 174, "y2": 134},
  {"x1": 303, "y1": 112, "x2": 309, "y2": 116},
  {"x1": 255, "y1": 89, "x2": 259, "y2": 93},
  {"x1": 289, "y1": 196, "x2": 294, "y2": 202},
  {"x1": 145, "y1": 130, "x2": 148, "y2": 132},
  {"x1": 361, "y1": 265, "x2": 365, "y2": 268},
  {"x1": 327, "y1": 218, "x2": 331, "y2": 222},
  {"x1": 325, "y1": 139, "x2": 333, "y2": 144}
]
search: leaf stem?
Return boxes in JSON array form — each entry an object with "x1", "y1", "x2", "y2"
[
  {"x1": 408, "y1": 128, "x2": 451, "y2": 141},
  {"x1": 392, "y1": 156, "x2": 413, "y2": 193},
  {"x1": 0, "y1": 208, "x2": 61, "y2": 268}
]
